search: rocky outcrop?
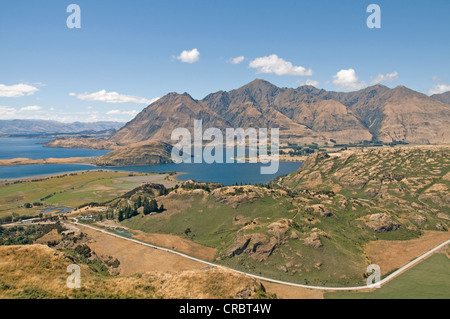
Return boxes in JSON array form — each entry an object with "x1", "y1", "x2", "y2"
[
  {"x1": 211, "y1": 186, "x2": 261, "y2": 209},
  {"x1": 227, "y1": 236, "x2": 252, "y2": 258},
  {"x1": 302, "y1": 229, "x2": 329, "y2": 248},
  {"x1": 227, "y1": 233, "x2": 279, "y2": 262},
  {"x1": 303, "y1": 232, "x2": 322, "y2": 248},
  {"x1": 226, "y1": 219, "x2": 292, "y2": 262},
  {"x1": 306, "y1": 204, "x2": 333, "y2": 217},
  {"x1": 364, "y1": 213, "x2": 400, "y2": 233}
]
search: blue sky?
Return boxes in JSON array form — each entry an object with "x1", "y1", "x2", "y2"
[{"x1": 0, "y1": 0, "x2": 449, "y2": 122}]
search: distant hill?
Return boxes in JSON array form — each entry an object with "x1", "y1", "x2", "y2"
[
  {"x1": 94, "y1": 141, "x2": 173, "y2": 166},
  {"x1": 109, "y1": 79, "x2": 450, "y2": 145},
  {"x1": 0, "y1": 119, "x2": 125, "y2": 135},
  {"x1": 431, "y1": 91, "x2": 450, "y2": 104}
]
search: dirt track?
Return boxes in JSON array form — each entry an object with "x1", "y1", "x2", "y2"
[{"x1": 75, "y1": 223, "x2": 323, "y2": 298}]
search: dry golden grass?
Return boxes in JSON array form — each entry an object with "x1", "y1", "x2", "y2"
[
  {"x1": 0, "y1": 245, "x2": 273, "y2": 299},
  {"x1": 34, "y1": 229, "x2": 63, "y2": 244},
  {"x1": 365, "y1": 231, "x2": 450, "y2": 275},
  {"x1": 133, "y1": 231, "x2": 217, "y2": 262}
]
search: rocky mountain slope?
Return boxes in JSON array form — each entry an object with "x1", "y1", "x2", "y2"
[
  {"x1": 109, "y1": 80, "x2": 450, "y2": 146},
  {"x1": 318, "y1": 86, "x2": 450, "y2": 144},
  {"x1": 431, "y1": 91, "x2": 450, "y2": 104}
]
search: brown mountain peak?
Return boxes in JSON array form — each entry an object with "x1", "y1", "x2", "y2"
[
  {"x1": 108, "y1": 81, "x2": 450, "y2": 146},
  {"x1": 235, "y1": 79, "x2": 279, "y2": 93}
]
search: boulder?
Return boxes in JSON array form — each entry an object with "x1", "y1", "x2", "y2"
[
  {"x1": 306, "y1": 204, "x2": 333, "y2": 217},
  {"x1": 303, "y1": 232, "x2": 323, "y2": 248},
  {"x1": 364, "y1": 213, "x2": 400, "y2": 233}
]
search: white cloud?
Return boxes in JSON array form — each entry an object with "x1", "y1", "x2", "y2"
[
  {"x1": 0, "y1": 83, "x2": 39, "y2": 98},
  {"x1": 333, "y1": 69, "x2": 367, "y2": 91},
  {"x1": 298, "y1": 79, "x2": 320, "y2": 87},
  {"x1": 0, "y1": 106, "x2": 17, "y2": 117},
  {"x1": 249, "y1": 54, "x2": 313, "y2": 76},
  {"x1": 19, "y1": 105, "x2": 43, "y2": 112},
  {"x1": 229, "y1": 56, "x2": 245, "y2": 64},
  {"x1": 0, "y1": 105, "x2": 130, "y2": 123},
  {"x1": 73, "y1": 90, "x2": 157, "y2": 104},
  {"x1": 176, "y1": 48, "x2": 200, "y2": 63},
  {"x1": 429, "y1": 83, "x2": 450, "y2": 95},
  {"x1": 106, "y1": 109, "x2": 138, "y2": 116},
  {"x1": 147, "y1": 97, "x2": 160, "y2": 105},
  {"x1": 371, "y1": 71, "x2": 399, "y2": 84},
  {"x1": 0, "y1": 105, "x2": 45, "y2": 119},
  {"x1": 68, "y1": 92, "x2": 76, "y2": 96}
]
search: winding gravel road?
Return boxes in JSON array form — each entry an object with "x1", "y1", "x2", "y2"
[{"x1": 71, "y1": 219, "x2": 449, "y2": 291}]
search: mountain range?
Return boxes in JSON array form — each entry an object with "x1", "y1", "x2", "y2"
[
  {"x1": 0, "y1": 120, "x2": 124, "y2": 135},
  {"x1": 109, "y1": 79, "x2": 450, "y2": 146}
]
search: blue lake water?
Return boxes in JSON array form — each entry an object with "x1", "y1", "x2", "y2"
[
  {"x1": 0, "y1": 138, "x2": 302, "y2": 185},
  {"x1": 0, "y1": 137, "x2": 110, "y2": 159},
  {"x1": 104, "y1": 162, "x2": 302, "y2": 185},
  {"x1": 40, "y1": 206, "x2": 73, "y2": 214},
  {"x1": 115, "y1": 230, "x2": 133, "y2": 237}
]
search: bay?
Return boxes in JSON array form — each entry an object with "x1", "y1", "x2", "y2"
[
  {"x1": 0, "y1": 138, "x2": 301, "y2": 185},
  {"x1": 0, "y1": 137, "x2": 109, "y2": 159}
]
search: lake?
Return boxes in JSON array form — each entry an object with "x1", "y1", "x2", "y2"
[
  {"x1": 0, "y1": 137, "x2": 110, "y2": 159},
  {"x1": 0, "y1": 138, "x2": 302, "y2": 185}
]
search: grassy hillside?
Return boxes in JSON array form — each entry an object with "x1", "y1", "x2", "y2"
[
  {"x1": 0, "y1": 244, "x2": 273, "y2": 299},
  {"x1": 119, "y1": 146, "x2": 449, "y2": 287},
  {"x1": 118, "y1": 186, "x2": 363, "y2": 287},
  {"x1": 325, "y1": 250, "x2": 450, "y2": 299},
  {"x1": 280, "y1": 145, "x2": 450, "y2": 236}
]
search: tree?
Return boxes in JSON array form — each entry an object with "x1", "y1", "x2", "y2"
[
  {"x1": 118, "y1": 210, "x2": 124, "y2": 222},
  {"x1": 159, "y1": 204, "x2": 164, "y2": 212},
  {"x1": 137, "y1": 196, "x2": 142, "y2": 208},
  {"x1": 125, "y1": 206, "x2": 132, "y2": 219},
  {"x1": 143, "y1": 198, "x2": 151, "y2": 215},
  {"x1": 149, "y1": 199, "x2": 158, "y2": 213},
  {"x1": 74, "y1": 244, "x2": 92, "y2": 259}
]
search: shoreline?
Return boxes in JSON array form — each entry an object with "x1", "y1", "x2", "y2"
[
  {"x1": 0, "y1": 157, "x2": 95, "y2": 167},
  {"x1": 0, "y1": 155, "x2": 304, "y2": 184},
  {"x1": 0, "y1": 168, "x2": 182, "y2": 183}
]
